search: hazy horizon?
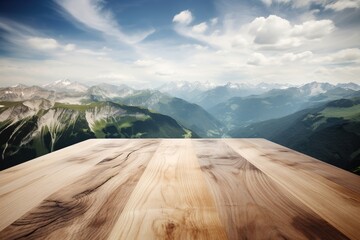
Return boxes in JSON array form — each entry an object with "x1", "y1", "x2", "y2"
[
  {"x1": 1, "y1": 79, "x2": 360, "y2": 91},
  {"x1": 0, "y1": 0, "x2": 360, "y2": 88}
]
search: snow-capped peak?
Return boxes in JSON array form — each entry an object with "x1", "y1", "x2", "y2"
[
  {"x1": 300, "y1": 81, "x2": 335, "y2": 96},
  {"x1": 159, "y1": 80, "x2": 217, "y2": 92},
  {"x1": 226, "y1": 82, "x2": 242, "y2": 89},
  {"x1": 44, "y1": 79, "x2": 88, "y2": 93},
  {"x1": 11, "y1": 84, "x2": 28, "y2": 88},
  {"x1": 336, "y1": 82, "x2": 360, "y2": 91},
  {"x1": 54, "y1": 79, "x2": 71, "y2": 86}
]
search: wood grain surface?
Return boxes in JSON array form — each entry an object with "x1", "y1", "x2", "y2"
[{"x1": 0, "y1": 139, "x2": 359, "y2": 240}]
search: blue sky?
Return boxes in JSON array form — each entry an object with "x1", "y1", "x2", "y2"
[{"x1": 0, "y1": 0, "x2": 359, "y2": 88}]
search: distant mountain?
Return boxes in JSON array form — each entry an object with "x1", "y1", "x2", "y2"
[
  {"x1": 84, "y1": 84, "x2": 224, "y2": 137},
  {"x1": 209, "y1": 88, "x2": 304, "y2": 129},
  {"x1": 229, "y1": 98, "x2": 360, "y2": 174},
  {"x1": 336, "y1": 82, "x2": 360, "y2": 91},
  {"x1": 157, "y1": 81, "x2": 293, "y2": 109},
  {"x1": 0, "y1": 84, "x2": 91, "y2": 105},
  {"x1": 209, "y1": 82, "x2": 356, "y2": 129},
  {"x1": 0, "y1": 99, "x2": 195, "y2": 170},
  {"x1": 158, "y1": 80, "x2": 216, "y2": 101},
  {"x1": 87, "y1": 83, "x2": 134, "y2": 100},
  {"x1": 193, "y1": 82, "x2": 292, "y2": 109},
  {"x1": 44, "y1": 79, "x2": 88, "y2": 93},
  {"x1": 298, "y1": 81, "x2": 335, "y2": 96},
  {"x1": 308, "y1": 87, "x2": 356, "y2": 103},
  {"x1": 112, "y1": 89, "x2": 225, "y2": 137},
  {"x1": 0, "y1": 85, "x2": 56, "y2": 102}
]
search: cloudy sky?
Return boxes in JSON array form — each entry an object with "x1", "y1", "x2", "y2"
[{"x1": 0, "y1": 0, "x2": 359, "y2": 88}]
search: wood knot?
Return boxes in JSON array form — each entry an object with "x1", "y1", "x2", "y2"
[{"x1": 165, "y1": 221, "x2": 176, "y2": 239}]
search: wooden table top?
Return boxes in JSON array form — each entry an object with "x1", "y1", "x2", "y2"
[{"x1": 0, "y1": 139, "x2": 359, "y2": 240}]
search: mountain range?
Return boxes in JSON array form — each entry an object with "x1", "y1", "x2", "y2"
[
  {"x1": 159, "y1": 81, "x2": 293, "y2": 109},
  {"x1": 0, "y1": 79, "x2": 359, "y2": 174},
  {"x1": 0, "y1": 99, "x2": 194, "y2": 170},
  {"x1": 1, "y1": 81, "x2": 224, "y2": 138},
  {"x1": 209, "y1": 82, "x2": 360, "y2": 129}
]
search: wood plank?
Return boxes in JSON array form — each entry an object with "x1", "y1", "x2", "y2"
[
  {"x1": 0, "y1": 139, "x2": 103, "y2": 232},
  {"x1": 0, "y1": 139, "x2": 99, "y2": 192},
  {"x1": 0, "y1": 139, "x2": 160, "y2": 239},
  {"x1": 193, "y1": 139, "x2": 348, "y2": 240},
  {"x1": 248, "y1": 138, "x2": 360, "y2": 194},
  {"x1": 108, "y1": 139, "x2": 228, "y2": 239},
  {"x1": 0, "y1": 139, "x2": 139, "y2": 232},
  {"x1": 225, "y1": 138, "x2": 360, "y2": 240},
  {"x1": 0, "y1": 138, "x2": 358, "y2": 239}
]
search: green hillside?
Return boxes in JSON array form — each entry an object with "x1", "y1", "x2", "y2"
[
  {"x1": 230, "y1": 98, "x2": 360, "y2": 174},
  {"x1": 0, "y1": 100, "x2": 195, "y2": 170}
]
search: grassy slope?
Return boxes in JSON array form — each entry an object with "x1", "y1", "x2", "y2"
[
  {"x1": 230, "y1": 98, "x2": 360, "y2": 174},
  {"x1": 0, "y1": 101, "x2": 194, "y2": 170}
]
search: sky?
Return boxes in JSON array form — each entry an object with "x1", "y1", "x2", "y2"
[{"x1": 0, "y1": 0, "x2": 359, "y2": 88}]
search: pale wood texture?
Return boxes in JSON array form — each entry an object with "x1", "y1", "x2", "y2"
[{"x1": 0, "y1": 139, "x2": 359, "y2": 240}]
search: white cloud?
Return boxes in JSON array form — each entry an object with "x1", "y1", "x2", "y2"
[
  {"x1": 0, "y1": 2, "x2": 359, "y2": 88},
  {"x1": 179, "y1": 44, "x2": 208, "y2": 51},
  {"x1": 173, "y1": 10, "x2": 193, "y2": 25},
  {"x1": 262, "y1": 0, "x2": 360, "y2": 11},
  {"x1": 249, "y1": 15, "x2": 292, "y2": 44},
  {"x1": 292, "y1": 20, "x2": 334, "y2": 39},
  {"x1": 247, "y1": 51, "x2": 313, "y2": 66},
  {"x1": 325, "y1": 0, "x2": 360, "y2": 11},
  {"x1": 281, "y1": 51, "x2": 313, "y2": 62},
  {"x1": 132, "y1": 57, "x2": 176, "y2": 78},
  {"x1": 96, "y1": 72, "x2": 134, "y2": 80},
  {"x1": 261, "y1": 0, "x2": 291, "y2": 7},
  {"x1": 192, "y1": 22, "x2": 208, "y2": 33},
  {"x1": 0, "y1": 18, "x2": 38, "y2": 38},
  {"x1": 75, "y1": 48, "x2": 106, "y2": 56},
  {"x1": 26, "y1": 36, "x2": 106, "y2": 56},
  {"x1": 173, "y1": 13, "x2": 334, "y2": 51},
  {"x1": 64, "y1": 43, "x2": 76, "y2": 51},
  {"x1": 27, "y1": 37, "x2": 60, "y2": 50},
  {"x1": 314, "y1": 65, "x2": 360, "y2": 83},
  {"x1": 332, "y1": 48, "x2": 360, "y2": 62},
  {"x1": 247, "y1": 52, "x2": 269, "y2": 65},
  {"x1": 0, "y1": 18, "x2": 82, "y2": 54},
  {"x1": 248, "y1": 15, "x2": 334, "y2": 48},
  {"x1": 134, "y1": 59, "x2": 158, "y2": 67},
  {"x1": 287, "y1": 0, "x2": 322, "y2": 8},
  {"x1": 55, "y1": 0, "x2": 154, "y2": 44},
  {"x1": 154, "y1": 69, "x2": 175, "y2": 76},
  {"x1": 261, "y1": 0, "x2": 326, "y2": 8},
  {"x1": 318, "y1": 48, "x2": 360, "y2": 63}
]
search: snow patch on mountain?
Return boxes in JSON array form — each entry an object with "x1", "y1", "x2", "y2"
[
  {"x1": 88, "y1": 83, "x2": 134, "y2": 99},
  {"x1": 336, "y1": 82, "x2": 360, "y2": 91},
  {"x1": 85, "y1": 104, "x2": 126, "y2": 132},
  {"x1": 37, "y1": 108, "x2": 79, "y2": 151},
  {"x1": 44, "y1": 79, "x2": 88, "y2": 93},
  {"x1": 300, "y1": 82, "x2": 335, "y2": 96}
]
